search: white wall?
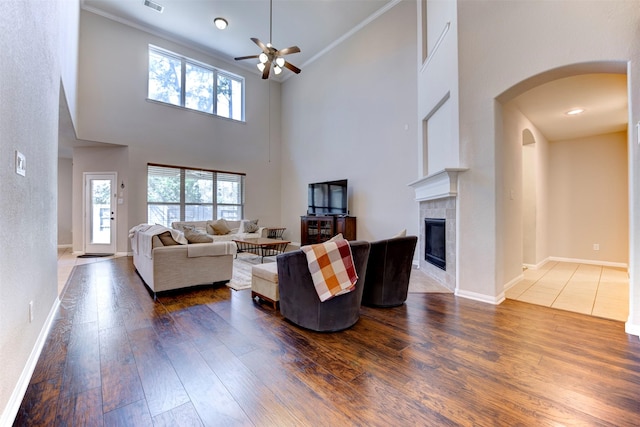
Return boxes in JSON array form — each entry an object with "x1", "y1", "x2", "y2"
[
  {"x1": 548, "y1": 131, "x2": 628, "y2": 264},
  {"x1": 58, "y1": 157, "x2": 73, "y2": 245},
  {"x1": 500, "y1": 104, "x2": 551, "y2": 280},
  {"x1": 418, "y1": 0, "x2": 460, "y2": 176},
  {"x1": 72, "y1": 145, "x2": 129, "y2": 253},
  {"x1": 280, "y1": 0, "x2": 418, "y2": 242},
  {"x1": 76, "y1": 11, "x2": 282, "y2": 246},
  {"x1": 0, "y1": 0, "x2": 62, "y2": 422},
  {"x1": 455, "y1": 0, "x2": 640, "y2": 320},
  {"x1": 59, "y1": 0, "x2": 80, "y2": 128}
]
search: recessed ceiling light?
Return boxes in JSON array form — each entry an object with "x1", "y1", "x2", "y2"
[
  {"x1": 214, "y1": 17, "x2": 228, "y2": 30},
  {"x1": 565, "y1": 108, "x2": 585, "y2": 116}
]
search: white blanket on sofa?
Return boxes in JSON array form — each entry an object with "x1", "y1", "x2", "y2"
[
  {"x1": 129, "y1": 224, "x2": 187, "y2": 258},
  {"x1": 187, "y1": 241, "x2": 237, "y2": 258}
]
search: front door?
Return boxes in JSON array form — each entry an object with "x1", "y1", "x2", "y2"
[{"x1": 84, "y1": 173, "x2": 117, "y2": 255}]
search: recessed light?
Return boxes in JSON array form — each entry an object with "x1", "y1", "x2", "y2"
[
  {"x1": 565, "y1": 108, "x2": 585, "y2": 116},
  {"x1": 214, "y1": 17, "x2": 228, "y2": 30}
]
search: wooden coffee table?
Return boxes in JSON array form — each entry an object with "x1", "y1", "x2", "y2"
[{"x1": 233, "y1": 237, "x2": 290, "y2": 263}]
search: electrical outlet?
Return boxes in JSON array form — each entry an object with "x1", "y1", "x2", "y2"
[
  {"x1": 593, "y1": 243, "x2": 600, "y2": 251},
  {"x1": 29, "y1": 301, "x2": 34, "y2": 323}
]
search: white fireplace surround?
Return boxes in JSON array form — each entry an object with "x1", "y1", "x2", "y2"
[
  {"x1": 408, "y1": 168, "x2": 468, "y2": 202},
  {"x1": 409, "y1": 168, "x2": 467, "y2": 292}
]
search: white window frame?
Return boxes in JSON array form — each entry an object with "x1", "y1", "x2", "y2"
[
  {"x1": 147, "y1": 164, "x2": 246, "y2": 227},
  {"x1": 147, "y1": 45, "x2": 245, "y2": 122}
]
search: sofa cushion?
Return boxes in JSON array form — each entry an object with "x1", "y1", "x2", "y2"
[
  {"x1": 243, "y1": 219, "x2": 259, "y2": 233},
  {"x1": 157, "y1": 231, "x2": 180, "y2": 246},
  {"x1": 208, "y1": 219, "x2": 231, "y2": 235},
  {"x1": 184, "y1": 226, "x2": 214, "y2": 243}
]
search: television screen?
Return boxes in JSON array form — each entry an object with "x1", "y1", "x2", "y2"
[{"x1": 308, "y1": 179, "x2": 348, "y2": 215}]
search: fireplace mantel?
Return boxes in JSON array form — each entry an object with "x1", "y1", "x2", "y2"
[{"x1": 408, "y1": 168, "x2": 468, "y2": 202}]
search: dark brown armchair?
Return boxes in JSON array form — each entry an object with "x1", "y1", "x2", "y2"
[
  {"x1": 361, "y1": 235, "x2": 418, "y2": 307},
  {"x1": 276, "y1": 240, "x2": 371, "y2": 332}
]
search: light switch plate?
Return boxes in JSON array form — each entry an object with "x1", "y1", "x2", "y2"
[{"x1": 15, "y1": 151, "x2": 26, "y2": 176}]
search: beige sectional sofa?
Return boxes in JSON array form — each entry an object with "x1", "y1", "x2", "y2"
[
  {"x1": 171, "y1": 219, "x2": 269, "y2": 241},
  {"x1": 130, "y1": 224, "x2": 237, "y2": 297}
]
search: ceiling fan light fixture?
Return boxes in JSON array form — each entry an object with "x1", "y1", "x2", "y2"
[
  {"x1": 213, "y1": 17, "x2": 228, "y2": 30},
  {"x1": 233, "y1": 0, "x2": 301, "y2": 79}
]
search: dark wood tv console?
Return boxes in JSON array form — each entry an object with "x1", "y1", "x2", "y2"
[{"x1": 300, "y1": 215, "x2": 357, "y2": 245}]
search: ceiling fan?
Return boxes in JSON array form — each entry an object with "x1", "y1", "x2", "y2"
[{"x1": 234, "y1": 0, "x2": 301, "y2": 80}]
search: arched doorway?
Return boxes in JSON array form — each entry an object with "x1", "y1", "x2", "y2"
[{"x1": 499, "y1": 64, "x2": 629, "y2": 321}]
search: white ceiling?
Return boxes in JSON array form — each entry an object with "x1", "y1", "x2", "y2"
[
  {"x1": 65, "y1": 1, "x2": 629, "y2": 154},
  {"x1": 510, "y1": 73, "x2": 628, "y2": 142},
  {"x1": 81, "y1": 0, "x2": 397, "y2": 78}
]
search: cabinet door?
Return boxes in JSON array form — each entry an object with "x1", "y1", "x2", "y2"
[
  {"x1": 335, "y1": 217, "x2": 356, "y2": 240},
  {"x1": 301, "y1": 216, "x2": 335, "y2": 245}
]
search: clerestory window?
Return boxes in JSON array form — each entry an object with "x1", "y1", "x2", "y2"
[
  {"x1": 147, "y1": 164, "x2": 245, "y2": 227},
  {"x1": 147, "y1": 45, "x2": 244, "y2": 121}
]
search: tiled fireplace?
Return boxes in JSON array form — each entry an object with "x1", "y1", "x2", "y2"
[
  {"x1": 419, "y1": 198, "x2": 456, "y2": 291},
  {"x1": 409, "y1": 168, "x2": 466, "y2": 292}
]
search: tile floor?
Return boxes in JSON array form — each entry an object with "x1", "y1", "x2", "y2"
[{"x1": 506, "y1": 261, "x2": 629, "y2": 322}]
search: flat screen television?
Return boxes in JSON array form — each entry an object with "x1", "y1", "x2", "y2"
[{"x1": 307, "y1": 179, "x2": 348, "y2": 216}]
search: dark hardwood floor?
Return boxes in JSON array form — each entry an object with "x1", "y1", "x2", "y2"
[{"x1": 13, "y1": 257, "x2": 640, "y2": 426}]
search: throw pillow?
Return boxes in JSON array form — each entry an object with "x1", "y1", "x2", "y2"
[
  {"x1": 209, "y1": 219, "x2": 231, "y2": 235},
  {"x1": 244, "y1": 219, "x2": 259, "y2": 233},
  {"x1": 157, "y1": 231, "x2": 180, "y2": 246},
  {"x1": 393, "y1": 229, "x2": 407, "y2": 238},
  {"x1": 184, "y1": 227, "x2": 214, "y2": 243}
]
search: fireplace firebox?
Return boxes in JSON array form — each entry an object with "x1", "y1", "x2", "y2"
[{"x1": 425, "y1": 218, "x2": 446, "y2": 270}]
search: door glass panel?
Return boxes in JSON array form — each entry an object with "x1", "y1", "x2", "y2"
[{"x1": 91, "y1": 179, "x2": 111, "y2": 244}]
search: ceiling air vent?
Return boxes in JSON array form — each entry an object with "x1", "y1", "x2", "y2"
[{"x1": 144, "y1": 0, "x2": 164, "y2": 13}]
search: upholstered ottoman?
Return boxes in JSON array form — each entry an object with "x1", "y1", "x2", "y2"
[{"x1": 251, "y1": 262, "x2": 279, "y2": 309}]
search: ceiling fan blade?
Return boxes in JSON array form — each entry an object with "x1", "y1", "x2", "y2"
[
  {"x1": 283, "y1": 61, "x2": 301, "y2": 74},
  {"x1": 251, "y1": 37, "x2": 270, "y2": 53},
  {"x1": 262, "y1": 61, "x2": 272, "y2": 79},
  {"x1": 277, "y1": 46, "x2": 301, "y2": 56},
  {"x1": 234, "y1": 55, "x2": 260, "y2": 61}
]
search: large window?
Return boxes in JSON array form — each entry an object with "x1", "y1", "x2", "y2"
[
  {"x1": 147, "y1": 164, "x2": 245, "y2": 227},
  {"x1": 148, "y1": 45, "x2": 244, "y2": 121}
]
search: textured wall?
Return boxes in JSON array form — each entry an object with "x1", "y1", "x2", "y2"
[
  {"x1": 77, "y1": 11, "x2": 283, "y2": 246},
  {"x1": 280, "y1": 1, "x2": 418, "y2": 242},
  {"x1": 456, "y1": 0, "x2": 640, "y2": 306},
  {"x1": 0, "y1": 0, "x2": 60, "y2": 421}
]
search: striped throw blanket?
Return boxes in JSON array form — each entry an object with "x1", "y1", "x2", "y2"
[{"x1": 301, "y1": 239, "x2": 358, "y2": 302}]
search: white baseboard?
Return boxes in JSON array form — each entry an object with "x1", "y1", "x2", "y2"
[
  {"x1": 549, "y1": 256, "x2": 628, "y2": 270},
  {"x1": 523, "y1": 257, "x2": 551, "y2": 270},
  {"x1": 455, "y1": 289, "x2": 505, "y2": 305},
  {"x1": 625, "y1": 320, "x2": 640, "y2": 338},
  {"x1": 503, "y1": 273, "x2": 525, "y2": 292},
  {"x1": 1, "y1": 297, "x2": 60, "y2": 427}
]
